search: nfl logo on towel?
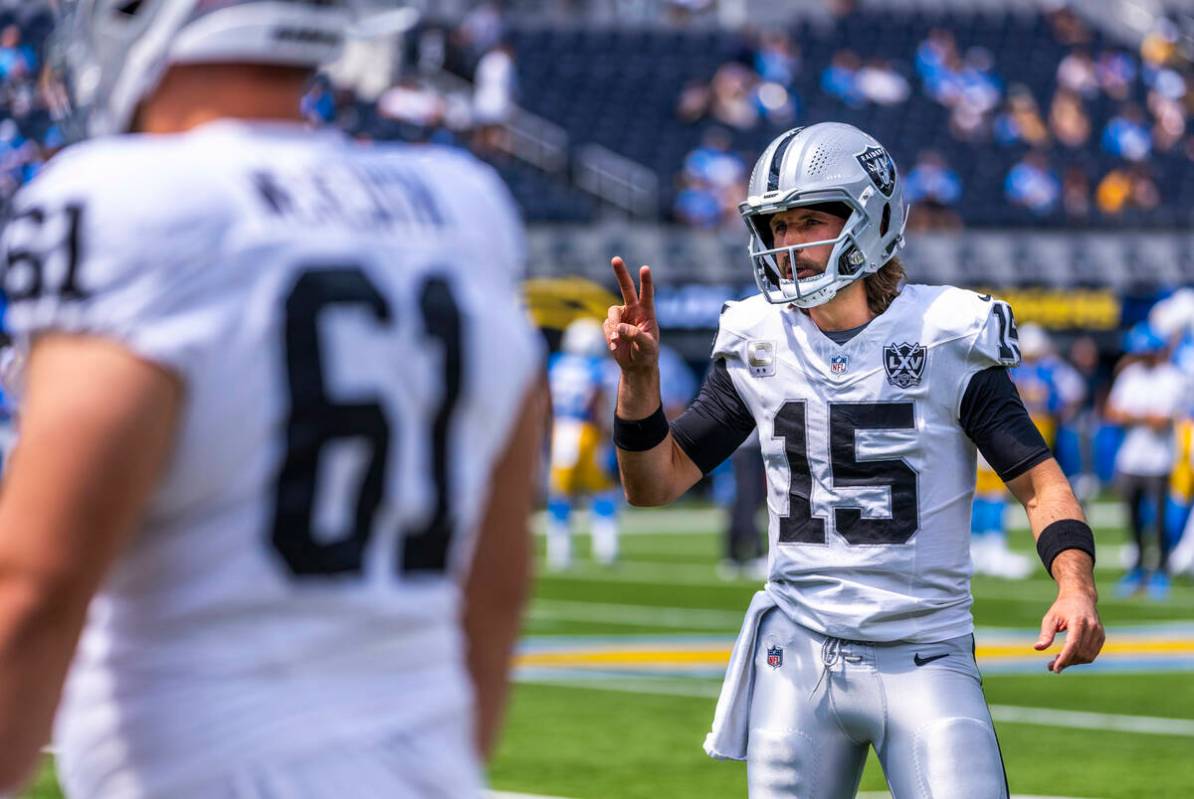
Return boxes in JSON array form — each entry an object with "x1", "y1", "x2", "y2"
[
  {"x1": 766, "y1": 645, "x2": 783, "y2": 669},
  {"x1": 830, "y1": 354, "x2": 849, "y2": 374}
]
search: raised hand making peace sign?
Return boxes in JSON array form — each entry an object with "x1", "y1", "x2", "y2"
[{"x1": 604, "y1": 256, "x2": 660, "y2": 374}]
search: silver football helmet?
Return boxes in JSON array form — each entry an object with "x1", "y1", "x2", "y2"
[
  {"x1": 739, "y1": 122, "x2": 909, "y2": 308},
  {"x1": 45, "y1": 0, "x2": 358, "y2": 140}
]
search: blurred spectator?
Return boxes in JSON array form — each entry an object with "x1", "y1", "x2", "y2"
[
  {"x1": 1147, "y1": 89, "x2": 1186, "y2": 152},
  {"x1": 755, "y1": 80, "x2": 796, "y2": 126},
  {"x1": 957, "y1": 47, "x2": 1002, "y2": 112},
  {"x1": 0, "y1": 24, "x2": 35, "y2": 81},
  {"x1": 857, "y1": 58, "x2": 910, "y2": 106},
  {"x1": 1061, "y1": 166, "x2": 1091, "y2": 220},
  {"x1": 1049, "y1": 89, "x2": 1091, "y2": 148},
  {"x1": 1005, "y1": 151, "x2": 1060, "y2": 216},
  {"x1": 904, "y1": 150, "x2": 962, "y2": 229},
  {"x1": 472, "y1": 41, "x2": 517, "y2": 150},
  {"x1": 821, "y1": 50, "x2": 864, "y2": 108},
  {"x1": 1102, "y1": 105, "x2": 1152, "y2": 161},
  {"x1": 676, "y1": 79, "x2": 712, "y2": 124},
  {"x1": 915, "y1": 28, "x2": 958, "y2": 96},
  {"x1": 1140, "y1": 19, "x2": 1180, "y2": 68},
  {"x1": 1105, "y1": 323, "x2": 1186, "y2": 599},
  {"x1": 994, "y1": 86, "x2": 1050, "y2": 147},
  {"x1": 683, "y1": 128, "x2": 745, "y2": 190},
  {"x1": 1094, "y1": 166, "x2": 1161, "y2": 217},
  {"x1": 673, "y1": 175, "x2": 723, "y2": 228},
  {"x1": 1046, "y1": 5, "x2": 1091, "y2": 46},
  {"x1": 1056, "y1": 49, "x2": 1098, "y2": 98},
  {"x1": 1095, "y1": 50, "x2": 1137, "y2": 101},
  {"x1": 1096, "y1": 167, "x2": 1132, "y2": 215},
  {"x1": 709, "y1": 62, "x2": 759, "y2": 130},
  {"x1": 675, "y1": 128, "x2": 745, "y2": 229},
  {"x1": 754, "y1": 31, "x2": 799, "y2": 87}
]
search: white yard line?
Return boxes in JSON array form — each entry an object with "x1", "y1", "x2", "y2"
[
  {"x1": 988, "y1": 704, "x2": 1194, "y2": 737},
  {"x1": 521, "y1": 678, "x2": 1194, "y2": 738}
]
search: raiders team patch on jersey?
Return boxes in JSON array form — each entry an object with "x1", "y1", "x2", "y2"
[
  {"x1": 767, "y1": 645, "x2": 783, "y2": 669},
  {"x1": 883, "y1": 342, "x2": 926, "y2": 388},
  {"x1": 830, "y1": 354, "x2": 849, "y2": 374},
  {"x1": 856, "y1": 146, "x2": 896, "y2": 197},
  {"x1": 747, "y1": 340, "x2": 776, "y2": 377}
]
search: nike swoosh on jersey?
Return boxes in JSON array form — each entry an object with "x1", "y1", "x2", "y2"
[{"x1": 913, "y1": 653, "x2": 950, "y2": 667}]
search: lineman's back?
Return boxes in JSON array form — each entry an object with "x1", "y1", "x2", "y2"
[{"x1": 2, "y1": 122, "x2": 540, "y2": 797}]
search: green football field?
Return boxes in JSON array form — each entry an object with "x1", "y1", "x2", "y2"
[{"x1": 22, "y1": 503, "x2": 1194, "y2": 798}]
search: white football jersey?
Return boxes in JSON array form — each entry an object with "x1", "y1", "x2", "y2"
[
  {"x1": 1, "y1": 122, "x2": 540, "y2": 797},
  {"x1": 713, "y1": 285, "x2": 1020, "y2": 643}
]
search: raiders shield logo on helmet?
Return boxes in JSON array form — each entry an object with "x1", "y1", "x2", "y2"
[
  {"x1": 856, "y1": 146, "x2": 896, "y2": 197},
  {"x1": 883, "y1": 342, "x2": 926, "y2": 388}
]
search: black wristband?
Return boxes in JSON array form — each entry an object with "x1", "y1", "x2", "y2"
[
  {"x1": 1036, "y1": 519, "x2": 1096, "y2": 577},
  {"x1": 614, "y1": 404, "x2": 670, "y2": 451}
]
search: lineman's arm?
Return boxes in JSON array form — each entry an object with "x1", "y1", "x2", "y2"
[
  {"x1": 1007, "y1": 460, "x2": 1104, "y2": 673},
  {"x1": 462, "y1": 378, "x2": 546, "y2": 761},
  {"x1": 0, "y1": 335, "x2": 181, "y2": 791}
]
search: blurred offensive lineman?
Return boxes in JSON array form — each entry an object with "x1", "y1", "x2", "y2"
[
  {"x1": 605, "y1": 123, "x2": 1104, "y2": 798},
  {"x1": 0, "y1": 2, "x2": 544, "y2": 797}
]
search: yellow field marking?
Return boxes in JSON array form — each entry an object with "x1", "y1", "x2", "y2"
[{"x1": 517, "y1": 638, "x2": 1194, "y2": 669}]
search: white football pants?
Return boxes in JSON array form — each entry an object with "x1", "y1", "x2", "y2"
[
  {"x1": 747, "y1": 610, "x2": 1008, "y2": 799},
  {"x1": 67, "y1": 714, "x2": 483, "y2": 799}
]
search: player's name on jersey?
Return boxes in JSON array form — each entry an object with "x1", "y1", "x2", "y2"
[{"x1": 252, "y1": 164, "x2": 446, "y2": 231}]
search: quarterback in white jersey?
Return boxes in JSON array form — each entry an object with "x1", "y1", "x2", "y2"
[
  {"x1": 0, "y1": 2, "x2": 543, "y2": 797},
  {"x1": 605, "y1": 123, "x2": 1103, "y2": 798}
]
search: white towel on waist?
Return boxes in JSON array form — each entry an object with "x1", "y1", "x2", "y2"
[{"x1": 703, "y1": 588, "x2": 778, "y2": 761}]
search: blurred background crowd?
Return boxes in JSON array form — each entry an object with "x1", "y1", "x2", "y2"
[{"x1": 2, "y1": 0, "x2": 1194, "y2": 598}]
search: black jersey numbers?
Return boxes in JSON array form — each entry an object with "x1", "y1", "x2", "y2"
[
  {"x1": 3, "y1": 203, "x2": 87, "y2": 303},
  {"x1": 992, "y1": 301, "x2": 1020, "y2": 364},
  {"x1": 270, "y1": 267, "x2": 465, "y2": 579},
  {"x1": 774, "y1": 401, "x2": 919, "y2": 546}
]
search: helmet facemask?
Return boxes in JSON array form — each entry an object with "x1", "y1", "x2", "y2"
[{"x1": 741, "y1": 191, "x2": 873, "y2": 309}]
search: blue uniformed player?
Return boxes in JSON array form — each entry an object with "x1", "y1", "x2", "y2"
[{"x1": 546, "y1": 318, "x2": 621, "y2": 569}]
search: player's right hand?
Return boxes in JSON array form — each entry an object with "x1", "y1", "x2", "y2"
[{"x1": 605, "y1": 256, "x2": 660, "y2": 373}]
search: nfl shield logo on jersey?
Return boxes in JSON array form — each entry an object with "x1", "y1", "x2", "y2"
[
  {"x1": 830, "y1": 354, "x2": 849, "y2": 374},
  {"x1": 856, "y1": 146, "x2": 896, "y2": 197},
  {"x1": 747, "y1": 340, "x2": 776, "y2": 377},
  {"x1": 766, "y1": 645, "x2": 783, "y2": 669},
  {"x1": 883, "y1": 342, "x2": 926, "y2": 388}
]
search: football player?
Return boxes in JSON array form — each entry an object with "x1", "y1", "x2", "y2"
[
  {"x1": 604, "y1": 123, "x2": 1103, "y2": 798},
  {"x1": 0, "y1": 2, "x2": 544, "y2": 796},
  {"x1": 546, "y1": 317, "x2": 620, "y2": 569}
]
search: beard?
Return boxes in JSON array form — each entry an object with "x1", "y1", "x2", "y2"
[{"x1": 779, "y1": 253, "x2": 826, "y2": 280}]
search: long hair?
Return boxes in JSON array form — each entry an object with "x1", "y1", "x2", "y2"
[{"x1": 863, "y1": 256, "x2": 905, "y2": 315}]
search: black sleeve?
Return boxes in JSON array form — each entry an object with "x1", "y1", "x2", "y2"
[
  {"x1": 960, "y1": 366, "x2": 1053, "y2": 482},
  {"x1": 669, "y1": 359, "x2": 757, "y2": 475}
]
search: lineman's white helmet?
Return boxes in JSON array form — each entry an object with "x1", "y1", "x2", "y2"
[
  {"x1": 46, "y1": 0, "x2": 357, "y2": 139},
  {"x1": 740, "y1": 122, "x2": 909, "y2": 308}
]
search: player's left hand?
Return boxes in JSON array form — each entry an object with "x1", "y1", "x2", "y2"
[{"x1": 1034, "y1": 590, "x2": 1105, "y2": 673}]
